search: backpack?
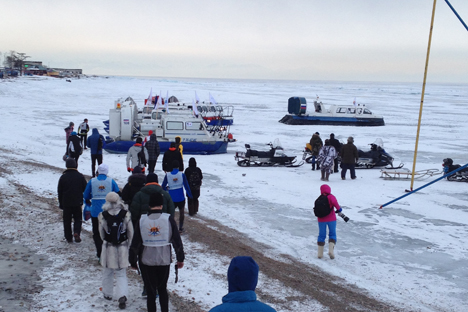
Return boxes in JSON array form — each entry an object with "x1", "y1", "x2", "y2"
[
  {"x1": 189, "y1": 170, "x2": 202, "y2": 191},
  {"x1": 102, "y1": 210, "x2": 128, "y2": 245},
  {"x1": 138, "y1": 146, "x2": 147, "y2": 166},
  {"x1": 313, "y1": 195, "x2": 331, "y2": 218},
  {"x1": 97, "y1": 136, "x2": 103, "y2": 151}
]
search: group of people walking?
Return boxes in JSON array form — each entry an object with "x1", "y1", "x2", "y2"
[{"x1": 309, "y1": 132, "x2": 359, "y2": 181}]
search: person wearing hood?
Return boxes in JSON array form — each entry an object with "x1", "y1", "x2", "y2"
[
  {"x1": 57, "y1": 158, "x2": 87, "y2": 243},
  {"x1": 316, "y1": 184, "x2": 342, "y2": 260},
  {"x1": 162, "y1": 142, "x2": 183, "y2": 172},
  {"x1": 310, "y1": 132, "x2": 323, "y2": 171},
  {"x1": 143, "y1": 130, "x2": 153, "y2": 146},
  {"x1": 67, "y1": 131, "x2": 83, "y2": 167},
  {"x1": 121, "y1": 166, "x2": 146, "y2": 207},
  {"x1": 87, "y1": 128, "x2": 106, "y2": 177},
  {"x1": 64, "y1": 121, "x2": 74, "y2": 155},
  {"x1": 145, "y1": 133, "x2": 160, "y2": 174},
  {"x1": 184, "y1": 157, "x2": 203, "y2": 216},
  {"x1": 209, "y1": 256, "x2": 276, "y2": 312},
  {"x1": 127, "y1": 137, "x2": 149, "y2": 173},
  {"x1": 83, "y1": 163, "x2": 121, "y2": 260},
  {"x1": 339, "y1": 136, "x2": 359, "y2": 180},
  {"x1": 98, "y1": 192, "x2": 133, "y2": 310},
  {"x1": 162, "y1": 160, "x2": 193, "y2": 232},
  {"x1": 129, "y1": 192, "x2": 184, "y2": 312},
  {"x1": 316, "y1": 139, "x2": 337, "y2": 182}
]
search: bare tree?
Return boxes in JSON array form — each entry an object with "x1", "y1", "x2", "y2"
[{"x1": 3, "y1": 51, "x2": 30, "y2": 75}]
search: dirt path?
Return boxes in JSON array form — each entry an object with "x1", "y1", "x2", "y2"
[{"x1": 0, "y1": 155, "x2": 405, "y2": 311}]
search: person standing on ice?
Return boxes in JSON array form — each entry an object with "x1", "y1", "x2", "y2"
[
  {"x1": 184, "y1": 157, "x2": 203, "y2": 216},
  {"x1": 87, "y1": 128, "x2": 106, "y2": 177},
  {"x1": 145, "y1": 133, "x2": 160, "y2": 174},
  {"x1": 77, "y1": 118, "x2": 90, "y2": 149},
  {"x1": 129, "y1": 192, "x2": 184, "y2": 312},
  {"x1": 57, "y1": 158, "x2": 87, "y2": 243},
  {"x1": 83, "y1": 163, "x2": 121, "y2": 261},
  {"x1": 67, "y1": 131, "x2": 83, "y2": 167},
  {"x1": 316, "y1": 184, "x2": 342, "y2": 259},
  {"x1": 317, "y1": 139, "x2": 337, "y2": 182},
  {"x1": 329, "y1": 133, "x2": 342, "y2": 173},
  {"x1": 162, "y1": 160, "x2": 192, "y2": 233},
  {"x1": 64, "y1": 121, "x2": 74, "y2": 156},
  {"x1": 340, "y1": 136, "x2": 359, "y2": 180},
  {"x1": 310, "y1": 132, "x2": 323, "y2": 170},
  {"x1": 98, "y1": 192, "x2": 133, "y2": 310},
  {"x1": 162, "y1": 142, "x2": 183, "y2": 172},
  {"x1": 127, "y1": 137, "x2": 149, "y2": 173},
  {"x1": 209, "y1": 256, "x2": 276, "y2": 312}
]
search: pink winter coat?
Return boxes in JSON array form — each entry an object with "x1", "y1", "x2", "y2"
[{"x1": 317, "y1": 184, "x2": 341, "y2": 222}]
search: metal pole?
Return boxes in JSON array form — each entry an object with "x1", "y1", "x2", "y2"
[
  {"x1": 410, "y1": 0, "x2": 438, "y2": 191},
  {"x1": 381, "y1": 163, "x2": 468, "y2": 209},
  {"x1": 444, "y1": 0, "x2": 468, "y2": 32}
]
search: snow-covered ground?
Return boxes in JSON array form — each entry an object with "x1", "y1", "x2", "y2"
[{"x1": 1, "y1": 75, "x2": 467, "y2": 311}]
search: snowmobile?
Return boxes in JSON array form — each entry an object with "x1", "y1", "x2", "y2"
[
  {"x1": 235, "y1": 139, "x2": 304, "y2": 167},
  {"x1": 443, "y1": 158, "x2": 468, "y2": 182},
  {"x1": 356, "y1": 138, "x2": 402, "y2": 169}
]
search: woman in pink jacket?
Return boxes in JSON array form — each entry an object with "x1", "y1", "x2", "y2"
[{"x1": 317, "y1": 184, "x2": 342, "y2": 259}]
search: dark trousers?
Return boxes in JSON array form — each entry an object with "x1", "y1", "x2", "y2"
[
  {"x1": 334, "y1": 157, "x2": 340, "y2": 173},
  {"x1": 91, "y1": 154, "x2": 103, "y2": 177},
  {"x1": 341, "y1": 163, "x2": 356, "y2": 179},
  {"x1": 148, "y1": 158, "x2": 157, "y2": 174},
  {"x1": 79, "y1": 134, "x2": 87, "y2": 148},
  {"x1": 63, "y1": 205, "x2": 82, "y2": 240},
  {"x1": 91, "y1": 216, "x2": 103, "y2": 258},
  {"x1": 140, "y1": 264, "x2": 170, "y2": 312},
  {"x1": 188, "y1": 190, "x2": 200, "y2": 216},
  {"x1": 174, "y1": 200, "x2": 185, "y2": 230},
  {"x1": 69, "y1": 152, "x2": 80, "y2": 168}
]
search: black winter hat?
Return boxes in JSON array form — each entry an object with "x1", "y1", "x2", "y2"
[
  {"x1": 149, "y1": 192, "x2": 164, "y2": 207},
  {"x1": 136, "y1": 137, "x2": 143, "y2": 144},
  {"x1": 146, "y1": 173, "x2": 158, "y2": 183},
  {"x1": 133, "y1": 166, "x2": 142, "y2": 174},
  {"x1": 189, "y1": 157, "x2": 197, "y2": 167},
  {"x1": 66, "y1": 158, "x2": 77, "y2": 168}
]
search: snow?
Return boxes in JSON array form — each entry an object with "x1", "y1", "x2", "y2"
[{"x1": 1, "y1": 75, "x2": 467, "y2": 311}]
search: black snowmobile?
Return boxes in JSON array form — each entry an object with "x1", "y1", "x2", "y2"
[
  {"x1": 356, "y1": 138, "x2": 402, "y2": 169},
  {"x1": 235, "y1": 139, "x2": 304, "y2": 167},
  {"x1": 443, "y1": 158, "x2": 468, "y2": 182}
]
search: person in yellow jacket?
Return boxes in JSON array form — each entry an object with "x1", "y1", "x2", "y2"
[{"x1": 175, "y1": 136, "x2": 183, "y2": 160}]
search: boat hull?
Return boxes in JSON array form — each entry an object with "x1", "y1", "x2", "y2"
[
  {"x1": 104, "y1": 140, "x2": 228, "y2": 155},
  {"x1": 279, "y1": 114, "x2": 385, "y2": 126}
]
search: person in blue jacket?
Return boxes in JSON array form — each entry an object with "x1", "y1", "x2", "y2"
[
  {"x1": 87, "y1": 128, "x2": 106, "y2": 177},
  {"x1": 83, "y1": 163, "x2": 120, "y2": 260},
  {"x1": 209, "y1": 256, "x2": 276, "y2": 312},
  {"x1": 162, "y1": 160, "x2": 192, "y2": 233}
]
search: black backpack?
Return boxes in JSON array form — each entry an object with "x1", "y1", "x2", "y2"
[
  {"x1": 314, "y1": 195, "x2": 331, "y2": 218},
  {"x1": 97, "y1": 136, "x2": 103, "y2": 151},
  {"x1": 102, "y1": 210, "x2": 128, "y2": 245},
  {"x1": 189, "y1": 170, "x2": 202, "y2": 191},
  {"x1": 138, "y1": 146, "x2": 147, "y2": 166}
]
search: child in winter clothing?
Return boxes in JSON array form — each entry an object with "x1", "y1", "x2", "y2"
[
  {"x1": 98, "y1": 192, "x2": 133, "y2": 309},
  {"x1": 316, "y1": 184, "x2": 342, "y2": 259}
]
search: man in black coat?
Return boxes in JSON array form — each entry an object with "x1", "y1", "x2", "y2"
[
  {"x1": 57, "y1": 158, "x2": 88, "y2": 243},
  {"x1": 162, "y1": 142, "x2": 183, "y2": 172},
  {"x1": 145, "y1": 133, "x2": 161, "y2": 174},
  {"x1": 67, "y1": 131, "x2": 83, "y2": 168},
  {"x1": 329, "y1": 133, "x2": 342, "y2": 173}
]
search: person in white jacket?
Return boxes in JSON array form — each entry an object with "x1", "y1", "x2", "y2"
[
  {"x1": 98, "y1": 192, "x2": 134, "y2": 309},
  {"x1": 126, "y1": 137, "x2": 149, "y2": 173}
]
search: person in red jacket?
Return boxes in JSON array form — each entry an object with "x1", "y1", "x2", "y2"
[{"x1": 316, "y1": 184, "x2": 342, "y2": 259}]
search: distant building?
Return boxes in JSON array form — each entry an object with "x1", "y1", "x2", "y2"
[
  {"x1": 52, "y1": 68, "x2": 83, "y2": 76},
  {"x1": 23, "y1": 61, "x2": 83, "y2": 77}
]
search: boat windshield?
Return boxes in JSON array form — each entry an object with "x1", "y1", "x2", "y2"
[{"x1": 272, "y1": 138, "x2": 283, "y2": 149}]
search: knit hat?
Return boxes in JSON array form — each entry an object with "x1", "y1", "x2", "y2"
[
  {"x1": 146, "y1": 173, "x2": 158, "y2": 183},
  {"x1": 71, "y1": 131, "x2": 77, "y2": 136},
  {"x1": 149, "y1": 192, "x2": 164, "y2": 207},
  {"x1": 98, "y1": 163, "x2": 109, "y2": 175},
  {"x1": 105, "y1": 192, "x2": 120, "y2": 203},
  {"x1": 172, "y1": 160, "x2": 179, "y2": 170},
  {"x1": 315, "y1": 132, "x2": 320, "y2": 135},
  {"x1": 227, "y1": 256, "x2": 259, "y2": 293},
  {"x1": 347, "y1": 136, "x2": 354, "y2": 143},
  {"x1": 133, "y1": 166, "x2": 142, "y2": 174},
  {"x1": 66, "y1": 158, "x2": 77, "y2": 168}
]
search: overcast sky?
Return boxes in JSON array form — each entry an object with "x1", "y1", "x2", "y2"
[{"x1": 1, "y1": 0, "x2": 467, "y2": 83}]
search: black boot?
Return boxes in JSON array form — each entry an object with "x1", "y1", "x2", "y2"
[{"x1": 312, "y1": 163, "x2": 316, "y2": 171}]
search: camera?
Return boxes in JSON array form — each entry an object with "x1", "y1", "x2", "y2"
[{"x1": 337, "y1": 212, "x2": 350, "y2": 222}]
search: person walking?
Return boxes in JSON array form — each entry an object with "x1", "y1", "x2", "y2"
[
  {"x1": 83, "y1": 163, "x2": 121, "y2": 261},
  {"x1": 145, "y1": 133, "x2": 160, "y2": 174},
  {"x1": 340, "y1": 136, "x2": 359, "y2": 180},
  {"x1": 162, "y1": 160, "x2": 193, "y2": 233},
  {"x1": 184, "y1": 157, "x2": 203, "y2": 216},
  {"x1": 317, "y1": 139, "x2": 337, "y2": 182},
  {"x1": 129, "y1": 192, "x2": 185, "y2": 312},
  {"x1": 57, "y1": 158, "x2": 87, "y2": 243},
  {"x1": 209, "y1": 256, "x2": 276, "y2": 312},
  {"x1": 127, "y1": 137, "x2": 149, "y2": 173},
  {"x1": 315, "y1": 184, "x2": 342, "y2": 259},
  {"x1": 67, "y1": 131, "x2": 83, "y2": 167},
  {"x1": 121, "y1": 166, "x2": 146, "y2": 207},
  {"x1": 87, "y1": 128, "x2": 106, "y2": 177},
  {"x1": 162, "y1": 142, "x2": 183, "y2": 172},
  {"x1": 78, "y1": 118, "x2": 90, "y2": 149},
  {"x1": 98, "y1": 192, "x2": 133, "y2": 310},
  {"x1": 310, "y1": 132, "x2": 323, "y2": 170},
  {"x1": 64, "y1": 121, "x2": 74, "y2": 156},
  {"x1": 329, "y1": 133, "x2": 342, "y2": 173},
  {"x1": 175, "y1": 136, "x2": 184, "y2": 160}
]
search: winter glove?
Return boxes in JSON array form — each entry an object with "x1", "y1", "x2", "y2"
[
  {"x1": 336, "y1": 208, "x2": 342, "y2": 213},
  {"x1": 85, "y1": 199, "x2": 92, "y2": 206},
  {"x1": 127, "y1": 167, "x2": 132, "y2": 172}
]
